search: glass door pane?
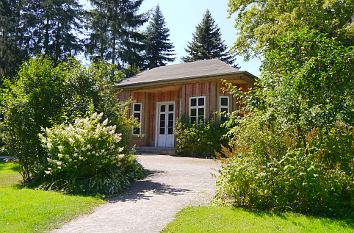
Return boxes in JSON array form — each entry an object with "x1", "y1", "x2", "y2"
[{"x1": 159, "y1": 112, "x2": 165, "y2": 135}]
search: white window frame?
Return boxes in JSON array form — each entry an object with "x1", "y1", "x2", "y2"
[
  {"x1": 189, "y1": 96, "x2": 206, "y2": 125},
  {"x1": 219, "y1": 96, "x2": 230, "y2": 122},
  {"x1": 132, "y1": 103, "x2": 142, "y2": 135},
  {"x1": 219, "y1": 96, "x2": 230, "y2": 113}
]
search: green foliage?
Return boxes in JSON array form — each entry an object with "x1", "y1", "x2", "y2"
[
  {"x1": 182, "y1": 10, "x2": 237, "y2": 67},
  {"x1": 38, "y1": 113, "x2": 144, "y2": 195},
  {"x1": 86, "y1": 0, "x2": 147, "y2": 69},
  {"x1": 215, "y1": 117, "x2": 354, "y2": 214},
  {"x1": 1, "y1": 57, "x2": 132, "y2": 182},
  {"x1": 228, "y1": 0, "x2": 353, "y2": 59},
  {"x1": 143, "y1": 5, "x2": 175, "y2": 70},
  {"x1": 218, "y1": 1, "x2": 353, "y2": 214},
  {"x1": 25, "y1": 0, "x2": 84, "y2": 62},
  {"x1": 0, "y1": 1, "x2": 27, "y2": 79},
  {"x1": 261, "y1": 30, "x2": 353, "y2": 134},
  {"x1": 175, "y1": 116, "x2": 228, "y2": 158},
  {"x1": 1, "y1": 57, "x2": 67, "y2": 181},
  {"x1": 216, "y1": 28, "x2": 353, "y2": 214}
]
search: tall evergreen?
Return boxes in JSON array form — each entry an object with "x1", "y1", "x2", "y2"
[
  {"x1": 182, "y1": 10, "x2": 237, "y2": 67},
  {"x1": 0, "y1": 0, "x2": 27, "y2": 79},
  {"x1": 143, "y1": 5, "x2": 175, "y2": 70},
  {"x1": 23, "y1": 0, "x2": 83, "y2": 62},
  {"x1": 86, "y1": 0, "x2": 147, "y2": 69}
]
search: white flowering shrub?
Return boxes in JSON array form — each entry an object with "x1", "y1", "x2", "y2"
[{"x1": 38, "y1": 112, "x2": 144, "y2": 195}]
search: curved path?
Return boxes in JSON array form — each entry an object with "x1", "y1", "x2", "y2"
[{"x1": 53, "y1": 154, "x2": 220, "y2": 233}]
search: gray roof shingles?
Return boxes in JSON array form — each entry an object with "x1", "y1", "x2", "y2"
[{"x1": 116, "y1": 59, "x2": 252, "y2": 88}]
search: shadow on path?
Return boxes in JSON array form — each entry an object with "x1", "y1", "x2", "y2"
[{"x1": 108, "y1": 169, "x2": 191, "y2": 203}]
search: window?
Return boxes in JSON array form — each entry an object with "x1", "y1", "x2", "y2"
[
  {"x1": 219, "y1": 96, "x2": 230, "y2": 122},
  {"x1": 132, "y1": 103, "x2": 142, "y2": 135},
  {"x1": 189, "y1": 96, "x2": 205, "y2": 125}
]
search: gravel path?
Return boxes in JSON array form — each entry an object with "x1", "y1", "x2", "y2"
[{"x1": 52, "y1": 154, "x2": 220, "y2": 233}]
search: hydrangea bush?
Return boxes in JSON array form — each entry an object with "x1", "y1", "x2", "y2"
[{"x1": 38, "y1": 112, "x2": 144, "y2": 195}]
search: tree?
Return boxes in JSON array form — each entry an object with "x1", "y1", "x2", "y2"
[
  {"x1": 214, "y1": 0, "x2": 354, "y2": 213},
  {"x1": 227, "y1": 0, "x2": 354, "y2": 132},
  {"x1": 86, "y1": 0, "x2": 147, "y2": 69},
  {"x1": 18, "y1": 0, "x2": 83, "y2": 63},
  {"x1": 0, "y1": 0, "x2": 27, "y2": 79},
  {"x1": 182, "y1": 10, "x2": 237, "y2": 67},
  {"x1": 142, "y1": 5, "x2": 175, "y2": 70},
  {"x1": 228, "y1": 0, "x2": 353, "y2": 59},
  {"x1": 216, "y1": 29, "x2": 354, "y2": 213},
  {"x1": 0, "y1": 57, "x2": 130, "y2": 181}
]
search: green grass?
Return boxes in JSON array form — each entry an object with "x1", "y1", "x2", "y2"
[
  {"x1": 0, "y1": 161, "x2": 21, "y2": 187},
  {"x1": 0, "y1": 162, "x2": 105, "y2": 233},
  {"x1": 162, "y1": 206, "x2": 354, "y2": 233}
]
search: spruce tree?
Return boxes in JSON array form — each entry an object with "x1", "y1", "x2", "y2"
[
  {"x1": 85, "y1": 1, "x2": 109, "y2": 63},
  {"x1": 22, "y1": 0, "x2": 83, "y2": 63},
  {"x1": 0, "y1": 0, "x2": 27, "y2": 79},
  {"x1": 86, "y1": 0, "x2": 147, "y2": 69},
  {"x1": 143, "y1": 5, "x2": 175, "y2": 70},
  {"x1": 182, "y1": 10, "x2": 237, "y2": 67}
]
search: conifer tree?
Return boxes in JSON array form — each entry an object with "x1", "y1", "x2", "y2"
[
  {"x1": 182, "y1": 10, "x2": 237, "y2": 67},
  {"x1": 86, "y1": 0, "x2": 147, "y2": 69},
  {"x1": 0, "y1": 0, "x2": 83, "y2": 78},
  {"x1": 0, "y1": 0, "x2": 27, "y2": 79},
  {"x1": 143, "y1": 5, "x2": 175, "y2": 70},
  {"x1": 24, "y1": 0, "x2": 83, "y2": 62}
]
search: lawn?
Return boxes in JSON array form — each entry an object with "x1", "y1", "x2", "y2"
[
  {"x1": 162, "y1": 206, "x2": 354, "y2": 233},
  {"x1": 0, "y1": 161, "x2": 105, "y2": 233}
]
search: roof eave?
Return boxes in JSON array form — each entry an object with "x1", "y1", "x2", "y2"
[{"x1": 115, "y1": 71, "x2": 257, "y2": 89}]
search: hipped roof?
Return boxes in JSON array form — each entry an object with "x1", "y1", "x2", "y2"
[{"x1": 116, "y1": 59, "x2": 256, "y2": 88}]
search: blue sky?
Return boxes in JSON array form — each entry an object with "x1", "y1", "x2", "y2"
[{"x1": 79, "y1": 0, "x2": 261, "y2": 76}]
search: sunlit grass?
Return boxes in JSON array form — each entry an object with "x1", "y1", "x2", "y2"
[
  {"x1": 0, "y1": 162, "x2": 105, "y2": 233},
  {"x1": 163, "y1": 206, "x2": 354, "y2": 233}
]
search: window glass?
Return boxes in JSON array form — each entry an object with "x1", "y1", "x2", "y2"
[
  {"x1": 132, "y1": 103, "x2": 142, "y2": 135},
  {"x1": 220, "y1": 96, "x2": 230, "y2": 123},
  {"x1": 169, "y1": 104, "x2": 174, "y2": 111},
  {"x1": 160, "y1": 114, "x2": 165, "y2": 121},
  {"x1": 198, "y1": 108, "x2": 204, "y2": 116},
  {"x1": 161, "y1": 105, "x2": 166, "y2": 112},
  {"x1": 221, "y1": 97, "x2": 228, "y2": 106},
  {"x1": 134, "y1": 104, "x2": 141, "y2": 111},
  {"x1": 190, "y1": 97, "x2": 205, "y2": 125},
  {"x1": 198, "y1": 97, "x2": 204, "y2": 106},
  {"x1": 133, "y1": 128, "x2": 140, "y2": 135},
  {"x1": 221, "y1": 107, "x2": 228, "y2": 112},
  {"x1": 191, "y1": 98, "x2": 197, "y2": 107},
  {"x1": 133, "y1": 112, "x2": 140, "y2": 119}
]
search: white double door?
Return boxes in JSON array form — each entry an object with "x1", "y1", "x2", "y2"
[{"x1": 156, "y1": 102, "x2": 175, "y2": 147}]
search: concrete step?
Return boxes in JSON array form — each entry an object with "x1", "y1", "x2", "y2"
[{"x1": 135, "y1": 147, "x2": 176, "y2": 155}]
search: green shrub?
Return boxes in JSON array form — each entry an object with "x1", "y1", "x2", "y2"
[
  {"x1": 215, "y1": 29, "x2": 353, "y2": 215},
  {"x1": 215, "y1": 117, "x2": 354, "y2": 215},
  {"x1": 0, "y1": 57, "x2": 132, "y2": 182},
  {"x1": 175, "y1": 116, "x2": 229, "y2": 158},
  {"x1": 38, "y1": 113, "x2": 144, "y2": 195}
]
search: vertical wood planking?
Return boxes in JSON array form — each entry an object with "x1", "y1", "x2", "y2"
[
  {"x1": 120, "y1": 75, "x2": 252, "y2": 147},
  {"x1": 181, "y1": 85, "x2": 186, "y2": 117}
]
